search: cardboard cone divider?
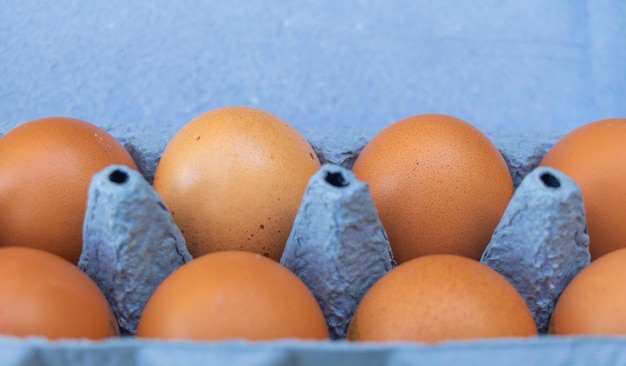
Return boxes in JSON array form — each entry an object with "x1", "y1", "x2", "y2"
[
  {"x1": 79, "y1": 165, "x2": 192, "y2": 336},
  {"x1": 481, "y1": 166, "x2": 590, "y2": 334},
  {"x1": 281, "y1": 164, "x2": 396, "y2": 339}
]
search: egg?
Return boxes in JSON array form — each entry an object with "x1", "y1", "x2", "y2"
[
  {"x1": 539, "y1": 118, "x2": 626, "y2": 260},
  {"x1": 0, "y1": 117, "x2": 137, "y2": 263},
  {"x1": 152, "y1": 106, "x2": 321, "y2": 260},
  {"x1": 352, "y1": 114, "x2": 513, "y2": 263},
  {"x1": 550, "y1": 248, "x2": 626, "y2": 335},
  {"x1": 136, "y1": 250, "x2": 329, "y2": 340},
  {"x1": 347, "y1": 254, "x2": 537, "y2": 343},
  {"x1": 0, "y1": 247, "x2": 119, "y2": 339}
]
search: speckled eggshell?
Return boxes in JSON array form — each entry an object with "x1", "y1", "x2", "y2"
[
  {"x1": 539, "y1": 118, "x2": 626, "y2": 260},
  {"x1": 550, "y1": 248, "x2": 626, "y2": 336},
  {"x1": 0, "y1": 247, "x2": 119, "y2": 340},
  {"x1": 136, "y1": 250, "x2": 329, "y2": 341},
  {"x1": 152, "y1": 106, "x2": 321, "y2": 261},
  {"x1": 352, "y1": 114, "x2": 513, "y2": 263},
  {"x1": 0, "y1": 117, "x2": 137, "y2": 263},
  {"x1": 347, "y1": 254, "x2": 538, "y2": 343}
]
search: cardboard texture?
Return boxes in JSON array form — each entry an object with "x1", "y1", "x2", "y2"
[
  {"x1": 1, "y1": 1, "x2": 625, "y2": 364},
  {"x1": 1, "y1": 1, "x2": 625, "y2": 134},
  {"x1": 1, "y1": 336, "x2": 626, "y2": 365}
]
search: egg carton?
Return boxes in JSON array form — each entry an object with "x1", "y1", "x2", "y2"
[{"x1": 0, "y1": 120, "x2": 615, "y2": 365}]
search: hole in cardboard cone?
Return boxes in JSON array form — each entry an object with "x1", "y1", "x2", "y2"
[
  {"x1": 109, "y1": 169, "x2": 129, "y2": 184},
  {"x1": 540, "y1": 172, "x2": 561, "y2": 188},
  {"x1": 325, "y1": 171, "x2": 349, "y2": 188}
]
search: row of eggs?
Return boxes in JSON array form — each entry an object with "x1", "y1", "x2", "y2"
[{"x1": 0, "y1": 107, "x2": 625, "y2": 342}]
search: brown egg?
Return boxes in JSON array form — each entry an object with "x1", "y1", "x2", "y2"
[
  {"x1": 539, "y1": 118, "x2": 626, "y2": 260},
  {"x1": 0, "y1": 117, "x2": 137, "y2": 263},
  {"x1": 550, "y1": 248, "x2": 626, "y2": 335},
  {"x1": 0, "y1": 247, "x2": 119, "y2": 339},
  {"x1": 152, "y1": 106, "x2": 321, "y2": 261},
  {"x1": 136, "y1": 250, "x2": 329, "y2": 340},
  {"x1": 347, "y1": 254, "x2": 537, "y2": 343},
  {"x1": 352, "y1": 114, "x2": 513, "y2": 263}
]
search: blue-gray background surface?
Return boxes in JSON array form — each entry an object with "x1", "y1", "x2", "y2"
[
  {"x1": 1, "y1": 2, "x2": 626, "y2": 363},
  {"x1": 1, "y1": 0, "x2": 625, "y2": 138}
]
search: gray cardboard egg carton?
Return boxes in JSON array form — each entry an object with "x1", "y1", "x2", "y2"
[{"x1": 0, "y1": 120, "x2": 603, "y2": 365}]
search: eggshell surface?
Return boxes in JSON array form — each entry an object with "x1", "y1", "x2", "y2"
[
  {"x1": 152, "y1": 106, "x2": 321, "y2": 261},
  {"x1": 550, "y1": 248, "x2": 626, "y2": 335},
  {"x1": 0, "y1": 117, "x2": 137, "y2": 263},
  {"x1": 539, "y1": 118, "x2": 626, "y2": 260},
  {"x1": 0, "y1": 247, "x2": 119, "y2": 339},
  {"x1": 347, "y1": 254, "x2": 537, "y2": 343},
  {"x1": 136, "y1": 250, "x2": 329, "y2": 341},
  {"x1": 352, "y1": 114, "x2": 513, "y2": 263}
]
